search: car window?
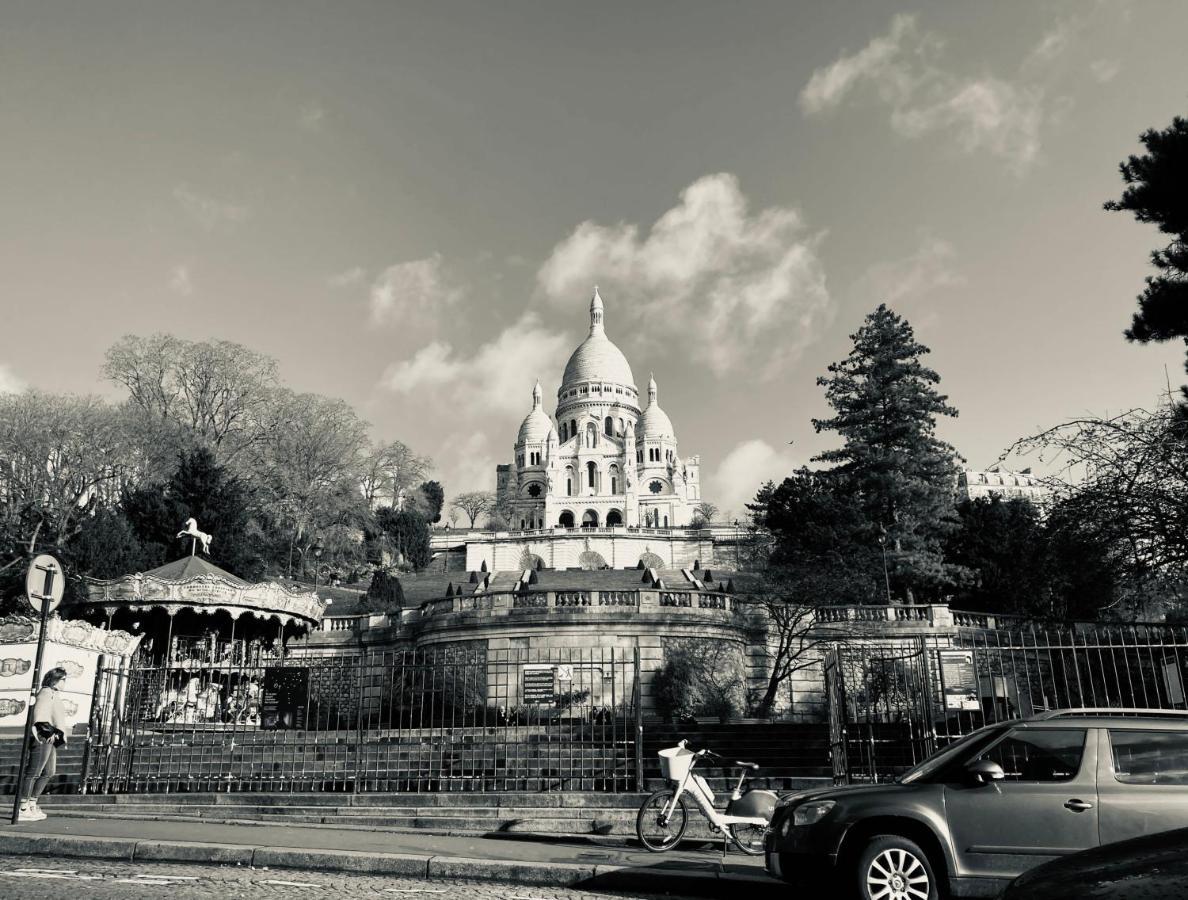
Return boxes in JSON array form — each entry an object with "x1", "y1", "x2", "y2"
[
  {"x1": 1110, "y1": 730, "x2": 1188, "y2": 785},
  {"x1": 898, "y1": 726, "x2": 1008, "y2": 784},
  {"x1": 977, "y1": 728, "x2": 1086, "y2": 782}
]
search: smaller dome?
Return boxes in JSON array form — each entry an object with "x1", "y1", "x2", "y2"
[
  {"x1": 517, "y1": 380, "x2": 556, "y2": 446},
  {"x1": 638, "y1": 374, "x2": 675, "y2": 440}
]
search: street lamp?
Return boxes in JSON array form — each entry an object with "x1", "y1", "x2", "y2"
[
  {"x1": 312, "y1": 543, "x2": 324, "y2": 591},
  {"x1": 877, "y1": 526, "x2": 893, "y2": 605}
]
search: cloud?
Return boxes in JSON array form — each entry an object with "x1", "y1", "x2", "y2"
[
  {"x1": 855, "y1": 236, "x2": 965, "y2": 310},
  {"x1": 536, "y1": 173, "x2": 831, "y2": 376},
  {"x1": 168, "y1": 264, "x2": 195, "y2": 296},
  {"x1": 299, "y1": 101, "x2": 326, "y2": 131},
  {"x1": 799, "y1": 14, "x2": 1053, "y2": 171},
  {"x1": 442, "y1": 433, "x2": 500, "y2": 496},
  {"x1": 710, "y1": 439, "x2": 798, "y2": 520},
  {"x1": 327, "y1": 266, "x2": 366, "y2": 288},
  {"x1": 370, "y1": 254, "x2": 464, "y2": 324},
  {"x1": 379, "y1": 311, "x2": 571, "y2": 418},
  {"x1": 1090, "y1": 59, "x2": 1121, "y2": 83},
  {"x1": 173, "y1": 183, "x2": 249, "y2": 230},
  {"x1": 0, "y1": 364, "x2": 26, "y2": 395}
]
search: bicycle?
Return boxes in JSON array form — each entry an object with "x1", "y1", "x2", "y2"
[{"x1": 636, "y1": 739, "x2": 777, "y2": 855}]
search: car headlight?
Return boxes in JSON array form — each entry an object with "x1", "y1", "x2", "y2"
[{"x1": 792, "y1": 800, "x2": 836, "y2": 826}]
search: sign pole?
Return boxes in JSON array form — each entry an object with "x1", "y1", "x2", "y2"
[{"x1": 9, "y1": 575, "x2": 54, "y2": 825}]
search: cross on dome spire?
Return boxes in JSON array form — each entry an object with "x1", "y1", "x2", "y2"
[{"x1": 589, "y1": 286, "x2": 604, "y2": 335}]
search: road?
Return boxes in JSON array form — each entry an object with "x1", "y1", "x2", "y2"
[{"x1": 0, "y1": 855, "x2": 709, "y2": 900}]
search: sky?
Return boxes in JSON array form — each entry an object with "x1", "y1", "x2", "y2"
[{"x1": 1, "y1": 1, "x2": 1186, "y2": 519}]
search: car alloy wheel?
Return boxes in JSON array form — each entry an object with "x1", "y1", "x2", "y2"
[{"x1": 861, "y1": 839, "x2": 935, "y2": 900}]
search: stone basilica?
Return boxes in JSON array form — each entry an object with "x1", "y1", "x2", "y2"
[{"x1": 497, "y1": 288, "x2": 701, "y2": 531}]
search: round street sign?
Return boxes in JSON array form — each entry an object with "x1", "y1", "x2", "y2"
[{"x1": 26, "y1": 554, "x2": 65, "y2": 614}]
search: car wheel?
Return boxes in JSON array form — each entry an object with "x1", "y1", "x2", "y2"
[{"x1": 857, "y1": 834, "x2": 940, "y2": 900}]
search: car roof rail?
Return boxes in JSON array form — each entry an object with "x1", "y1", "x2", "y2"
[{"x1": 1032, "y1": 708, "x2": 1188, "y2": 720}]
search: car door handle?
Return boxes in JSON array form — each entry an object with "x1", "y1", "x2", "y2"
[{"x1": 1064, "y1": 799, "x2": 1094, "y2": 812}]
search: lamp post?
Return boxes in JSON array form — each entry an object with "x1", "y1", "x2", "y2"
[
  {"x1": 312, "y1": 543, "x2": 324, "y2": 591},
  {"x1": 877, "y1": 527, "x2": 893, "y2": 605}
]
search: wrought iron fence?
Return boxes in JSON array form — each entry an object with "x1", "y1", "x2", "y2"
[
  {"x1": 82, "y1": 646, "x2": 641, "y2": 794},
  {"x1": 828, "y1": 624, "x2": 1188, "y2": 783}
]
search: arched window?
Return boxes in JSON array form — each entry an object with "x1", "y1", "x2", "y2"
[
  {"x1": 618, "y1": 417, "x2": 625, "y2": 436},
  {"x1": 606, "y1": 509, "x2": 623, "y2": 526},
  {"x1": 569, "y1": 419, "x2": 577, "y2": 438},
  {"x1": 566, "y1": 466, "x2": 575, "y2": 497},
  {"x1": 663, "y1": 515, "x2": 668, "y2": 527},
  {"x1": 604, "y1": 416, "x2": 614, "y2": 436},
  {"x1": 581, "y1": 509, "x2": 599, "y2": 528},
  {"x1": 560, "y1": 423, "x2": 567, "y2": 442},
  {"x1": 587, "y1": 461, "x2": 597, "y2": 489},
  {"x1": 559, "y1": 510, "x2": 575, "y2": 528}
]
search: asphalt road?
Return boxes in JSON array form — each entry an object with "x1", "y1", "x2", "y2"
[{"x1": 0, "y1": 855, "x2": 711, "y2": 900}]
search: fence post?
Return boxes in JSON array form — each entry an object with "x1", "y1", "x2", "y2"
[
  {"x1": 633, "y1": 646, "x2": 644, "y2": 791},
  {"x1": 77, "y1": 656, "x2": 107, "y2": 795}
]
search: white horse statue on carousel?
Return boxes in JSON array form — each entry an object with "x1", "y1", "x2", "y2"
[{"x1": 176, "y1": 518, "x2": 213, "y2": 555}]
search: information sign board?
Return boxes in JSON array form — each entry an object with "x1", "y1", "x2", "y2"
[{"x1": 262, "y1": 666, "x2": 310, "y2": 729}]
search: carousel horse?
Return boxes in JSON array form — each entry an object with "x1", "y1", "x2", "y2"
[{"x1": 176, "y1": 518, "x2": 213, "y2": 554}]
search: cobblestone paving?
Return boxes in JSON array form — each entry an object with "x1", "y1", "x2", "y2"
[{"x1": 0, "y1": 856, "x2": 712, "y2": 900}]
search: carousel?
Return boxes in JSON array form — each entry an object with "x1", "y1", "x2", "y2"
[{"x1": 78, "y1": 520, "x2": 327, "y2": 727}]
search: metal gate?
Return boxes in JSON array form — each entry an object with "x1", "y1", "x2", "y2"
[
  {"x1": 82, "y1": 646, "x2": 641, "y2": 793},
  {"x1": 826, "y1": 623, "x2": 1188, "y2": 784}
]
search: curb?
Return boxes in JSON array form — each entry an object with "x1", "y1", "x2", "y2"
[{"x1": 0, "y1": 831, "x2": 783, "y2": 893}]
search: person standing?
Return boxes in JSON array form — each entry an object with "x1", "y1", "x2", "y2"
[{"x1": 18, "y1": 667, "x2": 71, "y2": 823}]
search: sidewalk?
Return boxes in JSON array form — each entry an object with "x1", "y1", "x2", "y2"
[{"x1": 0, "y1": 812, "x2": 782, "y2": 896}]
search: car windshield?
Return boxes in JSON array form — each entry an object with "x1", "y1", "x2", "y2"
[{"x1": 898, "y1": 725, "x2": 1008, "y2": 784}]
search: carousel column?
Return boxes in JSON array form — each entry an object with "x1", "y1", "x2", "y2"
[
  {"x1": 104, "y1": 605, "x2": 118, "y2": 631},
  {"x1": 163, "y1": 605, "x2": 182, "y2": 670}
]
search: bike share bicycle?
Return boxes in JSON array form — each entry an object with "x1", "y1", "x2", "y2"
[{"x1": 636, "y1": 739, "x2": 777, "y2": 855}]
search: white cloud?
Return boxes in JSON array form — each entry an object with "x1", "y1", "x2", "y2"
[
  {"x1": 168, "y1": 264, "x2": 195, "y2": 296},
  {"x1": 536, "y1": 173, "x2": 831, "y2": 376},
  {"x1": 710, "y1": 439, "x2": 798, "y2": 521},
  {"x1": 299, "y1": 101, "x2": 326, "y2": 131},
  {"x1": 0, "y1": 364, "x2": 26, "y2": 395},
  {"x1": 1090, "y1": 59, "x2": 1121, "y2": 83},
  {"x1": 370, "y1": 254, "x2": 463, "y2": 324},
  {"x1": 799, "y1": 14, "x2": 1054, "y2": 171},
  {"x1": 856, "y1": 236, "x2": 965, "y2": 309},
  {"x1": 443, "y1": 433, "x2": 500, "y2": 496},
  {"x1": 327, "y1": 266, "x2": 366, "y2": 288},
  {"x1": 173, "y1": 183, "x2": 249, "y2": 230},
  {"x1": 379, "y1": 311, "x2": 571, "y2": 417}
]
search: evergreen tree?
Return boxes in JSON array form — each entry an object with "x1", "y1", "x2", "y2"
[
  {"x1": 359, "y1": 569, "x2": 405, "y2": 614},
  {"x1": 813, "y1": 304, "x2": 966, "y2": 601},
  {"x1": 124, "y1": 448, "x2": 265, "y2": 579},
  {"x1": 417, "y1": 480, "x2": 445, "y2": 523},
  {"x1": 945, "y1": 497, "x2": 1050, "y2": 616},
  {"x1": 1105, "y1": 116, "x2": 1188, "y2": 399},
  {"x1": 375, "y1": 506, "x2": 431, "y2": 571}
]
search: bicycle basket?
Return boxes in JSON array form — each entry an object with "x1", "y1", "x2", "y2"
[{"x1": 658, "y1": 745, "x2": 695, "y2": 781}]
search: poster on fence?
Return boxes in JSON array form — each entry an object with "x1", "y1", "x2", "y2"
[
  {"x1": 522, "y1": 664, "x2": 556, "y2": 705},
  {"x1": 262, "y1": 666, "x2": 309, "y2": 729},
  {"x1": 938, "y1": 650, "x2": 980, "y2": 711}
]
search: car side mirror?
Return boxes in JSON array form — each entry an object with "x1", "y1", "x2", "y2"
[{"x1": 965, "y1": 759, "x2": 1006, "y2": 785}]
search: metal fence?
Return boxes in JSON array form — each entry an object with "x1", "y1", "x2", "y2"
[
  {"x1": 82, "y1": 646, "x2": 641, "y2": 794},
  {"x1": 828, "y1": 624, "x2": 1188, "y2": 783}
]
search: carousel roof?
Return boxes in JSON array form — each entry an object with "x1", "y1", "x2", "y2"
[{"x1": 85, "y1": 554, "x2": 327, "y2": 627}]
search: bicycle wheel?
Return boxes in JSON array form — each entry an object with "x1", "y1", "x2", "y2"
[
  {"x1": 728, "y1": 822, "x2": 768, "y2": 856},
  {"x1": 636, "y1": 789, "x2": 688, "y2": 852}
]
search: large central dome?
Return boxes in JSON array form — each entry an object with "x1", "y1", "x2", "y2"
[{"x1": 560, "y1": 287, "x2": 636, "y2": 390}]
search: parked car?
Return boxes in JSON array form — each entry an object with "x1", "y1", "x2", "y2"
[
  {"x1": 765, "y1": 709, "x2": 1188, "y2": 900},
  {"x1": 1001, "y1": 826, "x2": 1188, "y2": 899}
]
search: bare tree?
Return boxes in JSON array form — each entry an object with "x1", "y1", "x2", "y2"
[
  {"x1": 1005, "y1": 402, "x2": 1188, "y2": 617},
  {"x1": 360, "y1": 440, "x2": 429, "y2": 510},
  {"x1": 693, "y1": 501, "x2": 719, "y2": 525},
  {"x1": 740, "y1": 576, "x2": 850, "y2": 717},
  {"x1": 103, "y1": 334, "x2": 279, "y2": 462},
  {"x1": 451, "y1": 491, "x2": 494, "y2": 528},
  {"x1": 0, "y1": 392, "x2": 137, "y2": 548}
]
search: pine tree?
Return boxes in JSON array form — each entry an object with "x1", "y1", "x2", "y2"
[{"x1": 812, "y1": 304, "x2": 966, "y2": 602}]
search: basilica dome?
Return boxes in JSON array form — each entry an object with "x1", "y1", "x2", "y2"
[
  {"x1": 638, "y1": 374, "x2": 675, "y2": 440},
  {"x1": 560, "y1": 288, "x2": 636, "y2": 391},
  {"x1": 517, "y1": 381, "x2": 556, "y2": 445}
]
